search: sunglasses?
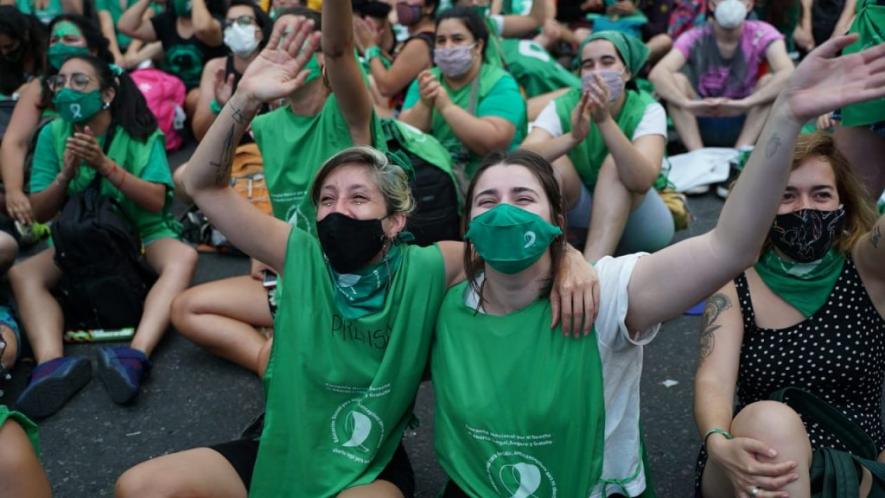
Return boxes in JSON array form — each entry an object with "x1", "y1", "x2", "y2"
[
  {"x1": 224, "y1": 15, "x2": 256, "y2": 28},
  {"x1": 47, "y1": 72, "x2": 95, "y2": 92}
]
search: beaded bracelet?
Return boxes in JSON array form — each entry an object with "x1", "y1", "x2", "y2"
[{"x1": 703, "y1": 427, "x2": 734, "y2": 446}]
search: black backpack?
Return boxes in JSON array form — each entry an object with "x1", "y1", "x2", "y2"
[
  {"x1": 382, "y1": 119, "x2": 462, "y2": 247},
  {"x1": 51, "y1": 170, "x2": 157, "y2": 331}
]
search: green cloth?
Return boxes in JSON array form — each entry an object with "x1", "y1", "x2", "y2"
[
  {"x1": 251, "y1": 94, "x2": 386, "y2": 237},
  {"x1": 500, "y1": 38, "x2": 582, "y2": 97},
  {"x1": 328, "y1": 243, "x2": 402, "y2": 320},
  {"x1": 841, "y1": 0, "x2": 885, "y2": 128},
  {"x1": 402, "y1": 64, "x2": 526, "y2": 178},
  {"x1": 431, "y1": 280, "x2": 605, "y2": 496},
  {"x1": 483, "y1": 17, "x2": 507, "y2": 68},
  {"x1": 554, "y1": 87, "x2": 656, "y2": 189},
  {"x1": 95, "y1": 0, "x2": 140, "y2": 49},
  {"x1": 250, "y1": 227, "x2": 447, "y2": 497},
  {"x1": 0, "y1": 405, "x2": 40, "y2": 457},
  {"x1": 32, "y1": 119, "x2": 179, "y2": 243},
  {"x1": 16, "y1": 0, "x2": 61, "y2": 24},
  {"x1": 754, "y1": 249, "x2": 846, "y2": 318},
  {"x1": 578, "y1": 31, "x2": 649, "y2": 75}
]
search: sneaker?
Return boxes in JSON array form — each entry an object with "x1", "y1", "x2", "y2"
[
  {"x1": 16, "y1": 356, "x2": 92, "y2": 419},
  {"x1": 684, "y1": 184, "x2": 711, "y2": 195},
  {"x1": 96, "y1": 346, "x2": 151, "y2": 405}
]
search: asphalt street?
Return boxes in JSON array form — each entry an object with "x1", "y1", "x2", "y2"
[{"x1": 1, "y1": 144, "x2": 726, "y2": 497}]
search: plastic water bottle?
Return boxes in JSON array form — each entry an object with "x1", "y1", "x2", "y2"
[{"x1": 63, "y1": 327, "x2": 136, "y2": 343}]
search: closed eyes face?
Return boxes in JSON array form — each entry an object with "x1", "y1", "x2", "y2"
[
  {"x1": 579, "y1": 40, "x2": 628, "y2": 79},
  {"x1": 778, "y1": 156, "x2": 841, "y2": 215},
  {"x1": 316, "y1": 163, "x2": 388, "y2": 222},
  {"x1": 49, "y1": 21, "x2": 87, "y2": 48},
  {"x1": 470, "y1": 164, "x2": 553, "y2": 222}
]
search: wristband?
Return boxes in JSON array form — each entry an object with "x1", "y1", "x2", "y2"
[
  {"x1": 703, "y1": 427, "x2": 734, "y2": 446},
  {"x1": 210, "y1": 99, "x2": 223, "y2": 115},
  {"x1": 364, "y1": 45, "x2": 381, "y2": 63}
]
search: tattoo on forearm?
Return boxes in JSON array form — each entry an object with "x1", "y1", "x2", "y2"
[
  {"x1": 699, "y1": 293, "x2": 732, "y2": 359},
  {"x1": 211, "y1": 125, "x2": 235, "y2": 186},
  {"x1": 872, "y1": 225, "x2": 882, "y2": 249},
  {"x1": 230, "y1": 101, "x2": 247, "y2": 125},
  {"x1": 765, "y1": 133, "x2": 782, "y2": 159}
]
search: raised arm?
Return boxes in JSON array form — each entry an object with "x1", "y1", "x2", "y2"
[
  {"x1": 624, "y1": 35, "x2": 885, "y2": 333},
  {"x1": 368, "y1": 39, "x2": 432, "y2": 98},
  {"x1": 185, "y1": 17, "x2": 321, "y2": 274},
  {"x1": 853, "y1": 212, "x2": 885, "y2": 294},
  {"x1": 191, "y1": 0, "x2": 223, "y2": 46},
  {"x1": 322, "y1": 0, "x2": 373, "y2": 145},
  {"x1": 119, "y1": 0, "x2": 158, "y2": 42}
]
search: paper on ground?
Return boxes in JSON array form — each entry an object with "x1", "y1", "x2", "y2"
[{"x1": 663, "y1": 148, "x2": 738, "y2": 193}]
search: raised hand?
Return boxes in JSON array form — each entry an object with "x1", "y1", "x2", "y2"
[
  {"x1": 66, "y1": 126, "x2": 109, "y2": 172},
  {"x1": 236, "y1": 16, "x2": 322, "y2": 105},
  {"x1": 417, "y1": 70, "x2": 441, "y2": 108},
  {"x1": 782, "y1": 34, "x2": 885, "y2": 123},
  {"x1": 571, "y1": 91, "x2": 594, "y2": 142},
  {"x1": 583, "y1": 73, "x2": 612, "y2": 123}
]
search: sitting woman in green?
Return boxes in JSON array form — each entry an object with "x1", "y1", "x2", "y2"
[
  {"x1": 11, "y1": 54, "x2": 198, "y2": 419},
  {"x1": 15, "y1": 0, "x2": 83, "y2": 25},
  {"x1": 0, "y1": 405, "x2": 49, "y2": 498},
  {"x1": 431, "y1": 36, "x2": 885, "y2": 497},
  {"x1": 523, "y1": 31, "x2": 674, "y2": 261},
  {"x1": 399, "y1": 6, "x2": 526, "y2": 180}
]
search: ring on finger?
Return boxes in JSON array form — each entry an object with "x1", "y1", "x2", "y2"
[{"x1": 750, "y1": 486, "x2": 760, "y2": 497}]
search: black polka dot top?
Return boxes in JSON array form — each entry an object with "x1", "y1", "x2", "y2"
[{"x1": 736, "y1": 257, "x2": 885, "y2": 452}]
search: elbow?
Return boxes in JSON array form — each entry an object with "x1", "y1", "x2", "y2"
[
  {"x1": 119, "y1": 22, "x2": 137, "y2": 37},
  {"x1": 376, "y1": 80, "x2": 402, "y2": 98}
]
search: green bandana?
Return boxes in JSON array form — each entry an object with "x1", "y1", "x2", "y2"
[
  {"x1": 328, "y1": 243, "x2": 403, "y2": 319},
  {"x1": 304, "y1": 53, "x2": 321, "y2": 85},
  {"x1": 47, "y1": 43, "x2": 89, "y2": 69},
  {"x1": 754, "y1": 248, "x2": 845, "y2": 318},
  {"x1": 53, "y1": 88, "x2": 104, "y2": 123},
  {"x1": 578, "y1": 31, "x2": 649, "y2": 75}
]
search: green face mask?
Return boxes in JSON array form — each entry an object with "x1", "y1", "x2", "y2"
[
  {"x1": 465, "y1": 203, "x2": 562, "y2": 275},
  {"x1": 172, "y1": 0, "x2": 192, "y2": 17},
  {"x1": 47, "y1": 43, "x2": 90, "y2": 69},
  {"x1": 53, "y1": 88, "x2": 104, "y2": 124}
]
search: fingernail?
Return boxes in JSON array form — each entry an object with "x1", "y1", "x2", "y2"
[{"x1": 769, "y1": 449, "x2": 777, "y2": 457}]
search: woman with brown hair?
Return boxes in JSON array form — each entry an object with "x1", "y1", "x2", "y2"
[{"x1": 693, "y1": 131, "x2": 885, "y2": 497}]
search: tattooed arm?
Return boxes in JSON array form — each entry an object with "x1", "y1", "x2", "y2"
[
  {"x1": 853, "y1": 212, "x2": 885, "y2": 308},
  {"x1": 693, "y1": 283, "x2": 743, "y2": 442},
  {"x1": 185, "y1": 17, "x2": 320, "y2": 274},
  {"x1": 622, "y1": 36, "x2": 885, "y2": 334}
]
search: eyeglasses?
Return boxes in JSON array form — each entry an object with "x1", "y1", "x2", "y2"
[
  {"x1": 47, "y1": 72, "x2": 95, "y2": 92},
  {"x1": 224, "y1": 15, "x2": 256, "y2": 28}
]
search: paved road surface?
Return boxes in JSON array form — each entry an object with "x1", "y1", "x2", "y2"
[{"x1": 1, "y1": 145, "x2": 726, "y2": 497}]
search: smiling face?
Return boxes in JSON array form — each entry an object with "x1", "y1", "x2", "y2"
[
  {"x1": 315, "y1": 163, "x2": 405, "y2": 239},
  {"x1": 579, "y1": 39, "x2": 629, "y2": 81},
  {"x1": 778, "y1": 156, "x2": 840, "y2": 215},
  {"x1": 469, "y1": 164, "x2": 554, "y2": 224}
]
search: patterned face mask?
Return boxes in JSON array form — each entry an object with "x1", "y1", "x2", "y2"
[{"x1": 768, "y1": 207, "x2": 846, "y2": 263}]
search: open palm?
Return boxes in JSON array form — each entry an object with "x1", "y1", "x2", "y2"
[
  {"x1": 237, "y1": 17, "x2": 322, "y2": 104},
  {"x1": 784, "y1": 35, "x2": 885, "y2": 122}
]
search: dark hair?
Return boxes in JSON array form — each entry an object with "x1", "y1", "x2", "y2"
[
  {"x1": 63, "y1": 54, "x2": 158, "y2": 141},
  {"x1": 435, "y1": 6, "x2": 488, "y2": 61},
  {"x1": 0, "y1": 7, "x2": 47, "y2": 95},
  {"x1": 426, "y1": 0, "x2": 439, "y2": 16},
  {"x1": 39, "y1": 15, "x2": 113, "y2": 109},
  {"x1": 228, "y1": 0, "x2": 273, "y2": 49},
  {"x1": 462, "y1": 150, "x2": 567, "y2": 306}
]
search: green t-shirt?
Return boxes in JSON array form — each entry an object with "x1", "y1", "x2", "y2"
[
  {"x1": 500, "y1": 38, "x2": 581, "y2": 97},
  {"x1": 251, "y1": 95, "x2": 386, "y2": 237},
  {"x1": 402, "y1": 64, "x2": 526, "y2": 178},
  {"x1": 0, "y1": 406, "x2": 40, "y2": 456},
  {"x1": 31, "y1": 119, "x2": 179, "y2": 243},
  {"x1": 249, "y1": 227, "x2": 447, "y2": 497},
  {"x1": 95, "y1": 0, "x2": 146, "y2": 50},
  {"x1": 841, "y1": 0, "x2": 885, "y2": 127},
  {"x1": 554, "y1": 87, "x2": 656, "y2": 190},
  {"x1": 16, "y1": 0, "x2": 61, "y2": 24},
  {"x1": 432, "y1": 281, "x2": 605, "y2": 497}
]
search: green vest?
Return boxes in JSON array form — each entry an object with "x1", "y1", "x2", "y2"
[
  {"x1": 432, "y1": 281, "x2": 606, "y2": 497},
  {"x1": 48, "y1": 120, "x2": 178, "y2": 242},
  {"x1": 500, "y1": 39, "x2": 581, "y2": 98},
  {"x1": 249, "y1": 228, "x2": 447, "y2": 497},
  {"x1": 841, "y1": 0, "x2": 885, "y2": 127},
  {"x1": 251, "y1": 96, "x2": 386, "y2": 236},
  {"x1": 0, "y1": 406, "x2": 39, "y2": 456},
  {"x1": 427, "y1": 65, "x2": 522, "y2": 179},
  {"x1": 554, "y1": 88, "x2": 656, "y2": 190}
]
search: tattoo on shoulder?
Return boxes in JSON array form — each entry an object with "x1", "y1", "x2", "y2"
[
  {"x1": 765, "y1": 133, "x2": 782, "y2": 159},
  {"x1": 872, "y1": 225, "x2": 882, "y2": 249},
  {"x1": 699, "y1": 293, "x2": 732, "y2": 359}
]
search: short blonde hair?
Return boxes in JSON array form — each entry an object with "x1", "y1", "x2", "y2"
[{"x1": 310, "y1": 146, "x2": 415, "y2": 215}]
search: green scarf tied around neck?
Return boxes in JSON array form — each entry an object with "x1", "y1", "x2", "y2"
[
  {"x1": 328, "y1": 241, "x2": 404, "y2": 320},
  {"x1": 577, "y1": 31, "x2": 649, "y2": 74},
  {"x1": 754, "y1": 249, "x2": 846, "y2": 318}
]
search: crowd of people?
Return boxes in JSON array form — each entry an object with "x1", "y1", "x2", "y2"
[{"x1": 0, "y1": 0, "x2": 882, "y2": 495}]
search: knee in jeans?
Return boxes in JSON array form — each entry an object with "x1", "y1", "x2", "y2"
[{"x1": 732, "y1": 401, "x2": 811, "y2": 453}]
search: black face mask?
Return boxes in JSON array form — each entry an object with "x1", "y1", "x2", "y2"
[
  {"x1": 316, "y1": 212, "x2": 386, "y2": 273},
  {"x1": 768, "y1": 207, "x2": 846, "y2": 263}
]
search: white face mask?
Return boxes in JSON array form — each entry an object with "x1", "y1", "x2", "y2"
[
  {"x1": 714, "y1": 0, "x2": 748, "y2": 29},
  {"x1": 224, "y1": 23, "x2": 260, "y2": 58},
  {"x1": 583, "y1": 69, "x2": 624, "y2": 102}
]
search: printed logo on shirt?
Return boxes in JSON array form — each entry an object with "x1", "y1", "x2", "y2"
[
  {"x1": 487, "y1": 451, "x2": 557, "y2": 498},
  {"x1": 330, "y1": 399, "x2": 386, "y2": 463}
]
